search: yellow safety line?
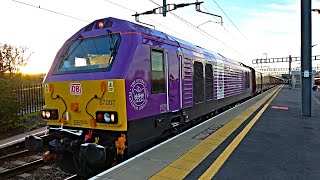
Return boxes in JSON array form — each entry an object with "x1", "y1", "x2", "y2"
[
  {"x1": 149, "y1": 85, "x2": 282, "y2": 180},
  {"x1": 199, "y1": 86, "x2": 283, "y2": 179},
  {"x1": 313, "y1": 96, "x2": 320, "y2": 105}
]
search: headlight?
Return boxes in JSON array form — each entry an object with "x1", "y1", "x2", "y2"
[
  {"x1": 104, "y1": 113, "x2": 111, "y2": 122},
  {"x1": 111, "y1": 114, "x2": 115, "y2": 122},
  {"x1": 41, "y1": 109, "x2": 58, "y2": 120},
  {"x1": 45, "y1": 111, "x2": 51, "y2": 118},
  {"x1": 96, "y1": 111, "x2": 118, "y2": 124}
]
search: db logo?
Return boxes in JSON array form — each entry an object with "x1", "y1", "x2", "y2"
[{"x1": 70, "y1": 83, "x2": 82, "y2": 95}]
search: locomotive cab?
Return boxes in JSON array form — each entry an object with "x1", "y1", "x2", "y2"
[{"x1": 43, "y1": 29, "x2": 128, "y2": 131}]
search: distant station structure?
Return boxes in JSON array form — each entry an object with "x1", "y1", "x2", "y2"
[
  {"x1": 254, "y1": 65, "x2": 320, "y2": 77},
  {"x1": 252, "y1": 55, "x2": 320, "y2": 83}
]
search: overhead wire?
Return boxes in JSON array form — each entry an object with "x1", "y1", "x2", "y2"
[
  {"x1": 104, "y1": 0, "x2": 187, "y2": 39},
  {"x1": 148, "y1": 0, "x2": 248, "y2": 59},
  {"x1": 10, "y1": 0, "x2": 185, "y2": 39},
  {"x1": 211, "y1": 0, "x2": 249, "y2": 40},
  {"x1": 201, "y1": 5, "x2": 229, "y2": 32},
  {"x1": 200, "y1": 4, "x2": 246, "y2": 54},
  {"x1": 204, "y1": 0, "x2": 265, "y2": 61},
  {"x1": 201, "y1": 4, "x2": 250, "y2": 50},
  {"x1": 10, "y1": 0, "x2": 249, "y2": 59},
  {"x1": 104, "y1": 0, "x2": 136, "y2": 12},
  {"x1": 200, "y1": 4, "x2": 253, "y2": 52},
  {"x1": 10, "y1": 0, "x2": 90, "y2": 22}
]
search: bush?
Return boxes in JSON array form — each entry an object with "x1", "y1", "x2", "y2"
[
  {"x1": 22, "y1": 111, "x2": 46, "y2": 131},
  {"x1": 0, "y1": 78, "x2": 23, "y2": 131}
]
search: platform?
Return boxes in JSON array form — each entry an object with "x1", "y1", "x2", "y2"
[
  {"x1": 0, "y1": 127, "x2": 47, "y2": 149},
  {"x1": 91, "y1": 85, "x2": 320, "y2": 180}
]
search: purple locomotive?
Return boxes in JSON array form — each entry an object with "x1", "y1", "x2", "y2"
[{"x1": 25, "y1": 17, "x2": 282, "y2": 176}]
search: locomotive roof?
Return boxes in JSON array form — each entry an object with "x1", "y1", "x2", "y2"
[{"x1": 81, "y1": 17, "x2": 245, "y2": 68}]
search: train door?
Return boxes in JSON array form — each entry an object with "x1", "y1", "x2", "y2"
[{"x1": 165, "y1": 50, "x2": 181, "y2": 112}]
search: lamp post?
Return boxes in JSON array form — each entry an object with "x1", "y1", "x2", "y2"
[{"x1": 301, "y1": 0, "x2": 312, "y2": 117}]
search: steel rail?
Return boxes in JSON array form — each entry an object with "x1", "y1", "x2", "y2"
[
  {"x1": 0, "y1": 159, "x2": 44, "y2": 179},
  {"x1": 0, "y1": 141, "x2": 25, "y2": 157},
  {"x1": 0, "y1": 149, "x2": 32, "y2": 164},
  {"x1": 0, "y1": 134, "x2": 49, "y2": 157},
  {"x1": 64, "y1": 174, "x2": 79, "y2": 180}
]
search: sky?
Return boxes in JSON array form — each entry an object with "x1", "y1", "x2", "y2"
[{"x1": 1, "y1": 0, "x2": 320, "y2": 74}]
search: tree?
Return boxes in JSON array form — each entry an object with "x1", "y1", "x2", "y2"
[
  {"x1": 0, "y1": 44, "x2": 32, "y2": 131},
  {"x1": 0, "y1": 43, "x2": 32, "y2": 75}
]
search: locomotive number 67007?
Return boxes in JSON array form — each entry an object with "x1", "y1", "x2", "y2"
[{"x1": 100, "y1": 99, "x2": 116, "y2": 106}]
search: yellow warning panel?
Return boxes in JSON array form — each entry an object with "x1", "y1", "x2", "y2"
[
  {"x1": 169, "y1": 158, "x2": 199, "y2": 171},
  {"x1": 189, "y1": 140, "x2": 220, "y2": 155},
  {"x1": 180, "y1": 152, "x2": 205, "y2": 163},
  {"x1": 150, "y1": 166, "x2": 189, "y2": 180}
]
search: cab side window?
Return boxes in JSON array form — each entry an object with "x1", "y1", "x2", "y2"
[{"x1": 151, "y1": 49, "x2": 165, "y2": 93}]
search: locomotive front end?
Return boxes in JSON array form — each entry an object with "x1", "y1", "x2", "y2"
[
  {"x1": 42, "y1": 79, "x2": 127, "y2": 131},
  {"x1": 25, "y1": 18, "x2": 132, "y2": 176},
  {"x1": 37, "y1": 79, "x2": 127, "y2": 176}
]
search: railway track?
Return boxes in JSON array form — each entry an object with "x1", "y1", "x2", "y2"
[
  {"x1": 0, "y1": 134, "x2": 74, "y2": 180},
  {"x1": 0, "y1": 133, "x2": 49, "y2": 156},
  {"x1": 64, "y1": 175, "x2": 79, "y2": 180},
  {"x1": 0, "y1": 159, "x2": 44, "y2": 179},
  {"x1": 0, "y1": 150, "x2": 32, "y2": 164},
  {"x1": 0, "y1": 146, "x2": 49, "y2": 179},
  {"x1": 0, "y1": 141, "x2": 26, "y2": 157},
  {"x1": 0, "y1": 152, "x2": 74, "y2": 180}
]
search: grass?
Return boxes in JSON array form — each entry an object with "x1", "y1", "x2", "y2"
[{"x1": 22, "y1": 111, "x2": 47, "y2": 131}]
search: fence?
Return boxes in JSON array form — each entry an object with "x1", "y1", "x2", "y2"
[{"x1": 16, "y1": 84, "x2": 45, "y2": 115}]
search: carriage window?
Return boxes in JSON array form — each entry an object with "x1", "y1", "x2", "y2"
[
  {"x1": 151, "y1": 50, "x2": 165, "y2": 93},
  {"x1": 193, "y1": 61, "x2": 204, "y2": 103},
  {"x1": 205, "y1": 64, "x2": 213, "y2": 100}
]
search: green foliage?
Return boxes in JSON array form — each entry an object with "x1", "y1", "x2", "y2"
[
  {"x1": 0, "y1": 43, "x2": 44, "y2": 132},
  {"x1": 0, "y1": 43, "x2": 32, "y2": 75},
  {"x1": 2, "y1": 73, "x2": 45, "y2": 86},
  {"x1": 0, "y1": 78, "x2": 23, "y2": 131},
  {"x1": 20, "y1": 73, "x2": 45, "y2": 85},
  {"x1": 22, "y1": 111, "x2": 46, "y2": 131},
  {"x1": 21, "y1": 111, "x2": 42, "y2": 121},
  {"x1": 24, "y1": 121, "x2": 46, "y2": 132}
]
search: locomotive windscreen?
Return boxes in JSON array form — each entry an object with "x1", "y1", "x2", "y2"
[{"x1": 54, "y1": 33, "x2": 121, "y2": 74}]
